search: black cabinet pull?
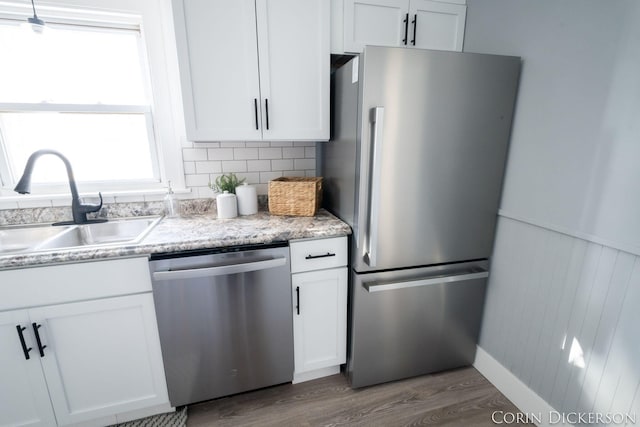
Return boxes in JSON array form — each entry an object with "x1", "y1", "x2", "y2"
[
  {"x1": 32, "y1": 323, "x2": 46, "y2": 357},
  {"x1": 295, "y1": 286, "x2": 300, "y2": 315},
  {"x1": 305, "y1": 252, "x2": 336, "y2": 260},
  {"x1": 265, "y1": 98, "x2": 270, "y2": 130},
  {"x1": 254, "y1": 98, "x2": 259, "y2": 130},
  {"x1": 402, "y1": 13, "x2": 409, "y2": 45},
  {"x1": 411, "y1": 14, "x2": 417, "y2": 45},
  {"x1": 16, "y1": 325, "x2": 32, "y2": 360}
]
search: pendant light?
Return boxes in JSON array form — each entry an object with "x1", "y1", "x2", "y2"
[{"x1": 27, "y1": 0, "x2": 45, "y2": 33}]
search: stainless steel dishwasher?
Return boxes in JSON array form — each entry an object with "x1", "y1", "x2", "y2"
[{"x1": 149, "y1": 243, "x2": 293, "y2": 406}]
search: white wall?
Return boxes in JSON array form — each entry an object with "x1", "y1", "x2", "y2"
[
  {"x1": 466, "y1": 0, "x2": 640, "y2": 254},
  {"x1": 465, "y1": 0, "x2": 640, "y2": 419}
]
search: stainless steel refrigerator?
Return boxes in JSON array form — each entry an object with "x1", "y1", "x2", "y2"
[{"x1": 320, "y1": 46, "x2": 520, "y2": 388}]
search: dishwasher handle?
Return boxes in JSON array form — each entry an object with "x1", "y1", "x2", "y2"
[
  {"x1": 363, "y1": 270, "x2": 488, "y2": 293},
  {"x1": 152, "y1": 257, "x2": 287, "y2": 281}
]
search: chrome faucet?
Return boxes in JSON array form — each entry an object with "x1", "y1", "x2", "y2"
[{"x1": 14, "y1": 149, "x2": 105, "y2": 225}]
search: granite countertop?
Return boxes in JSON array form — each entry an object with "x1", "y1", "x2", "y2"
[{"x1": 0, "y1": 209, "x2": 351, "y2": 270}]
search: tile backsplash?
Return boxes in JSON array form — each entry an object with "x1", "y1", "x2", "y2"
[{"x1": 183, "y1": 141, "x2": 317, "y2": 198}]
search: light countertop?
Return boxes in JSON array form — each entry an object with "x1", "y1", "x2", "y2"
[{"x1": 0, "y1": 209, "x2": 351, "y2": 270}]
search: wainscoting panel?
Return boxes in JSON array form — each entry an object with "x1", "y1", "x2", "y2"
[{"x1": 480, "y1": 216, "x2": 640, "y2": 418}]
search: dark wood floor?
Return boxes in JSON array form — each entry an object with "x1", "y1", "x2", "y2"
[{"x1": 187, "y1": 367, "x2": 531, "y2": 426}]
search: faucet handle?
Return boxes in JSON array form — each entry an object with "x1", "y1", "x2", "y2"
[{"x1": 78, "y1": 192, "x2": 103, "y2": 214}]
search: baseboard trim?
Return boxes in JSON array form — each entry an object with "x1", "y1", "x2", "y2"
[
  {"x1": 293, "y1": 365, "x2": 341, "y2": 384},
  {"x1": 473, "y1": 346, "x2": 571, "y2": 427}
]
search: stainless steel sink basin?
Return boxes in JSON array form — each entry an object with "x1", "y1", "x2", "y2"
[
  {"x1": 0, "y1": 216, "x2": 161, "y2": 255},
  {"x1": 0, "y1": 224, "x2": 73, "y2": 254}
]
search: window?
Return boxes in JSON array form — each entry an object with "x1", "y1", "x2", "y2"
[{"x1": 0, "y1": 0, "x2": 185, "y2": 197}]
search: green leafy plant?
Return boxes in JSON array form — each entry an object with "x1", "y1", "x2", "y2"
[{"x1": 209, "y1": 173, "x2": 246, "y2": 194}]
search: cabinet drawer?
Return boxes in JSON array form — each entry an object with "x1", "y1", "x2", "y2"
[
  {"x1": 0, "y1": 257, "x2": 152, "y2": 311},
  {"x1": 290, "y1": 236, "x2": 347, "y2": 273}
]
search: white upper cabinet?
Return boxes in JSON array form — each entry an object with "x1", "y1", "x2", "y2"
[
  {"x1": 409, "y1": 0, "x2": 466, "y2": 51},
  {"x1": 341, "y1": 0, "x2": 466, "y2": 53},
  {"x1": 343, "y1": 0, "x2": 410, "y2": 53},
  {"x1": 173, "y1": 0, "x2": 330, "y2": 141},
  {"x1": 173, "y1": 0, "x2": 262, "y2": 141}
]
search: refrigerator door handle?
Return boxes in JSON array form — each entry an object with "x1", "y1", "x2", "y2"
[
  {"x1": 364, "y1": 107, "x2": 384, "y2": 268},
  {"x1": 363, "y1": 270, "x2": 489, "y2": 293}
]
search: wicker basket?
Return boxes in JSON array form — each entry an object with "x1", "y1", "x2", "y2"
[{"x1": 268, "y1": 177, "x2": 323, "y2": 217}]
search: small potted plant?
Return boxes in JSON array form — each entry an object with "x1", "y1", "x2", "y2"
[
  {"x1": 209, "y1": 173, "x2": 245, "y2": 219},
  {"x1": 209, "y1": 173, "x2": 245, "y2": 194}
]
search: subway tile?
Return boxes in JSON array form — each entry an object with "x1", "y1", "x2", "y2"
[
  {"x1": 283, "y1": 170, "x2": 305, "y2": 177},
  {"x1": 255, "y1": 183, "x2": 268, "y2": 195},
  {"x1": 220, "y1": 142, "x2": 246, "y2": 148},
  {"x1": 294, "y1": 158, "x2": 316, "y2": 170},
  {"x1": 294, "y1": 141, "x2": 317, "y2": 147},
  {"x1": 305, "y1": 169, "x2": 318, "y2": 177},
  {"x1": 259, "y1": 147, "x2": 282, "y2": 159},
  {"x1": 247, "y1": 160, "x2": 271, "y2": 172},
  {"x1": 271, "y1": 159, "x2": 294, "y2": 171},
  {"x1": 260, "y1": 171, "x2": 283, "y2": 183},
  {"x1": 195, "y1": 186, "x2": 214, "y2": 199},
  {"x1": 183, "y1": 161, "x2": 196, "y2": 174},
  {"x1": 305, "y1": 147, "x2": 316, "y2": 158},
  {"x1": 17, "y1": 199, "x2": 53, "y2": 209},
  {"x1": 182, "y1": 148, "x2": 208, "y2": 161},
  {"x1": 195, "y1": 161, "x2": 222, "y2": 174},
  {"x1": 185, "y1": 173, "x2": 211, "y2": 187},
  {"x1": 221, "y1": 161, "x2": 248, "y2": 173},
  {"x1": 194, "y1": 142, "x2": 220, "y2": 148},
  {"x1": 234, "y1": 148, "x2": 259, "y2": 160},
  {"x1": 245, "y1": 142, "x2": 265, "y2": 148},
  {"x1": 143, "y1": 193, "x2": 165, "y2": 202},
  {"x1": 283, "y1": 147, "x2": 304, "y2": 159},
  {"x1": 51, "y1": 197, "x2": 74, "y2": 207},
  {"x1": 237, "y1": 172, "x2": 260, "y2": 185},
  {"x1": 269, "y1": 141, "x2": 293, "y2": 147},
  {"x1": 207, "y1": 148, "x2": 234, "y2": 161},
  {"x1": 0, "y1": 200, "x2": 19, "y2": 209}
]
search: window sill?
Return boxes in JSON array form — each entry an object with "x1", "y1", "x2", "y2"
[{"x1": 0, "y1": 188, "x2": 193, "y2": 210}]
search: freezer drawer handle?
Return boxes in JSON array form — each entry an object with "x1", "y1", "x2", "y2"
[
  {"x1": 295, "y1": 286, "x2": 300, "y2": 315},
  {"x1": 363, "y1": 270, "x2": 489, "y2": 293},
  {"x1": 152, "y1": 257, "x2": 287, "y2": 281},
  {"x1": 32, "y1": 323, "x2": 46, "y2": 357},
  {"x1": 16, "y1": 325, "x2": 32, "y2": 360},
  {"x1": 305, "y1": 252, "x2": 335, "y2": 260}
]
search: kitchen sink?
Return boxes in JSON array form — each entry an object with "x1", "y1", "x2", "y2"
[
  {"x1": 0, "y1": 216, "x2": 161, "y2": 255},
  {"x1": 0, "y1": 224, "x2": 74, "y2": 254}
]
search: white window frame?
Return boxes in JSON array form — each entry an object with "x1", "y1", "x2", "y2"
[{"x1": 0, "y1": 0, "x2": 187, "y2": 204}]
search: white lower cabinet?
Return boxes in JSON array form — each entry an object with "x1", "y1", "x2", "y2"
[
  {"x1": 0, "y1": 258, "x2": 169, "y2": 427},
  {"x1": 0, "y1": 311, "x2": 56, "y2": 427},
  {"x1": 290, "y1": 237, "x2": 348, "y2": 383}
]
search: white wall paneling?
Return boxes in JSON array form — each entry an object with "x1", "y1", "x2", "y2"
[
  {"x1": 465, "y1": 0, "x2": 640, "y2": 252},
  {"x1": 479, "y1": 216, "x2": 640, "y2": 419}
]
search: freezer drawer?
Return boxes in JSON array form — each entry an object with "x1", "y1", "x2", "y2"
[{"x1": 348, "y1": 261, "x2": 488, "y2": 388}]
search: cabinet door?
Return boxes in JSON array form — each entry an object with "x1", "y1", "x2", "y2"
[
  {"x1": 255, "y1": 0, "x2": 329, "y2": 140},
  {"x1": 173, "y1": 0, "x2": 262, "y2": 141},
  {"x1": 29, "y1": 294, "x2": 168, "y2": 426},
  {"x1": 0, "y1": 311, "x2": 56, "y2": 427},
  {"x1": 292, "y1": 268, "x2": 347, "y2": 374},
  {"x1": 343, "y1": 0, "x2": 410, "y2": 53},
  {"x1": 409, "y1": 0, "x2": 466, "y2": 51}
]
